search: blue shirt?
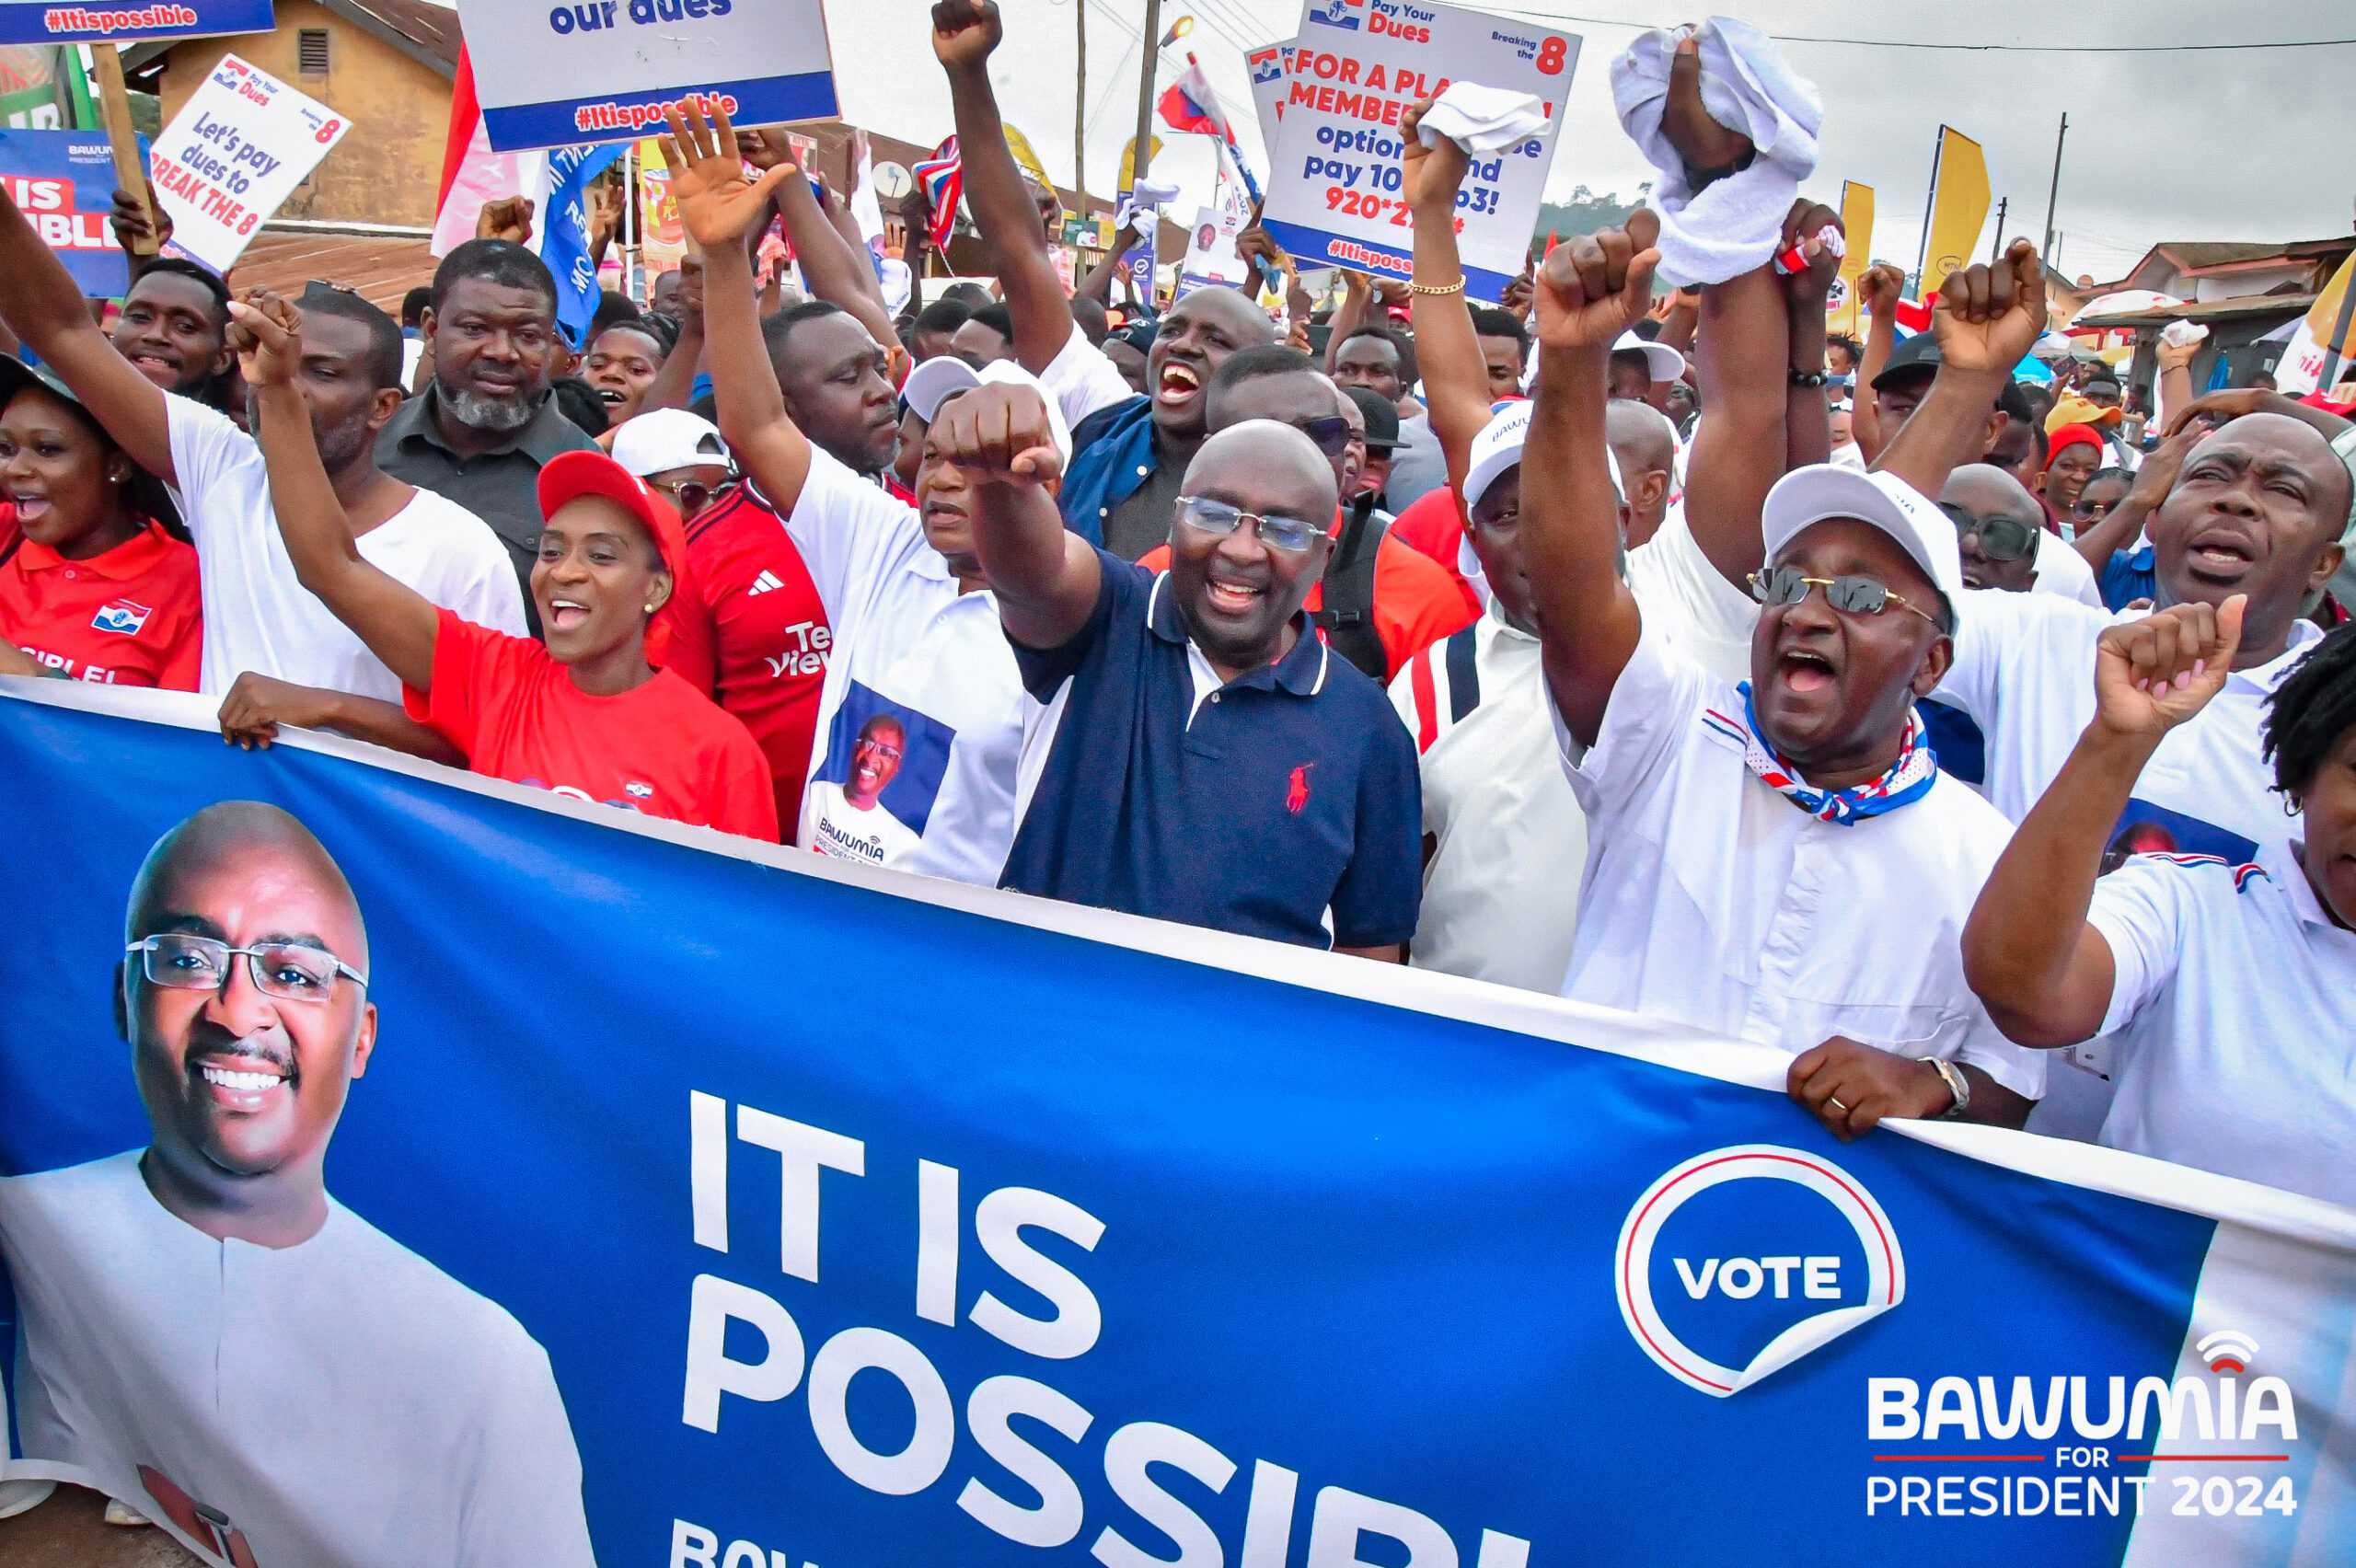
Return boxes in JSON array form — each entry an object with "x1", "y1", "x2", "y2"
[
  {"x1": 1058, "y1": 396, "x2": 1158, "y2": 548},
  {"x1": 2099, "y1": 543, "x2": 2156, "y2": 611},
  {"x1": 999, "y1": 552, "x2": 1424, "y2": 950}
]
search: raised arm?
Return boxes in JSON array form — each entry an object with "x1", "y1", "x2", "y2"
[
  {"x1": 1876, "y1": 242, "x2": 2048, "y2": 502},
  {"x1": 933, "y1": 0, "x2": 1072, "y2": 375},
  {"x1": 1681, "y1": 256, "x2": 1795, "y2": 591},
  {"x1": 1847, "y1": 263, "x2": 1907, "y2": 463},
  {"x1": 0, "y1": 180, "x2": 175, "y2": 483},
  {"x1": 635, "y1": 264, "x2": 706, "y2": 416},
  {"x1": 1323, "y1": 271, "x2": 1374, "y2": 376},
  {"x1": 744, "y1": 129, "x2": 898, "y2": 352},
  {"x1": 1524, "y1": 216, "x2": 1661, "y2": 747},
  {"x1": 2073, "y1": 423, "x2": 2199, "y2": 571},
  {"x1": 1400, "y1": 104, "x2": 1492, "y2": 495},
  {"x1": 230, "y1": 293, "x2": 438, "y2": 691},
  {"x1": 2166, "y1": 386, "x2": 2354, "y2": 444},
  {"x1": 661, "y1": 105, "x2": 809, "y2": 509},
  {"x1": 1963, "y1": 597, "x2": 2243, "y2": 1046},
  {"x1": 942, "y1": 383, "x2": 1102, "y2": 650},
  {"x1": 1779, "y1": 202, "x2": 1842, "y2": 473}
]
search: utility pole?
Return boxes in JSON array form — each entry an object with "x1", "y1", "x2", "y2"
[
  {"x1": 1073, "y1": 0, "x2": 1088, "y2": 223},
  {"x1": 1129, "y1": 0, "x2": 1164, "y2": 199},
  {"x1": 2040, "y1": 112, "x2": 2068, "y2": 259},
  {"x1": 1989, "y1": 196, "x2": 2007, "y2": 262}
]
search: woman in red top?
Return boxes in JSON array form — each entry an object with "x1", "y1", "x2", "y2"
[
  {"x1": 229, "y1": 290, "x2": 777, "y2": 841},
  {"x1": 0, "y1": 356, "x2": 200, "y2": 687}
]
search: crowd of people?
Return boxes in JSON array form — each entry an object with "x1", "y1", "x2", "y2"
[{"x1": 1, "y1": 1, "x2": 2350, "y2": 1206}]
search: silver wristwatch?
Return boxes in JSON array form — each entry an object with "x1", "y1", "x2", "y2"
[{"x1": 1917, "y1": 1055, "x2": 1970, "y2": 1120}]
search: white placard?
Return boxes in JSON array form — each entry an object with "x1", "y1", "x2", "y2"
[
  {"x1": 1259, "y1": 0, "x2": 1577, "y2": 301},
  {"x1": 459, "y1": 0, "x2": 838, "y2": 154},
  {"x1": 147, "y1": 52, "x2": 350, "y2": 272},
  {"x1": 1246, "y1": 38, "x2": 1295, "y2": 152}
]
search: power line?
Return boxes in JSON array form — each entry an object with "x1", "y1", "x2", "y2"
[{"x1": 1486, "y1": 6, "x2": 2356, "y2": 52}]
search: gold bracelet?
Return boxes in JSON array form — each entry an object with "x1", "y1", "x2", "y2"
[{"x1": 1408, "y1": 277, "x2": 1466, "y2": 296}]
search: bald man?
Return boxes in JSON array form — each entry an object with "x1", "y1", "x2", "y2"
[
  {"x1": 1604, "y1": 398, "x2": 1678, "y2": 548},
  {"x1": 0, "y1": 802, "x2": 592, "y2": 1567}
]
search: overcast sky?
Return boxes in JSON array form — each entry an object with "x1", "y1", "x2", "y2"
[{"x1": 812, "y1": 0, "x2": 2354, "y2": 284}]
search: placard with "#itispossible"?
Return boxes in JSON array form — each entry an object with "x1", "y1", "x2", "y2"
[
  {"x1": 1259, "y1": 0, "x2": 1578, "y2": 302},
  {"x1": 459, "y1": 0, "x2": 840, "y2": 154},
  {"x1": 0, "y1": 0, "x2": 270, "y2": 46}
]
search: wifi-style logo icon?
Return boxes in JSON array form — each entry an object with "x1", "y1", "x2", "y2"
[{"x1": 2196, "y1": 1329, "x2": 2258, "y2": 1375}]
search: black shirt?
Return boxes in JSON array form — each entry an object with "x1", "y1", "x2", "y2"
[
  {"x1": 375, "y1": 386, "x2": 598, "y2": 629},
  {"x1": 1100, "y1": 450, "x2": 1188, "y2": 564}
]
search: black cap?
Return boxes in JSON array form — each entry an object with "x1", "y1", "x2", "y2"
[
  {"x1": 1344, "y1": 385, "x2": 1402, "y2": 451},
  {"x1": 1870, "y1": 332, "x2": 1942, "y2": 391}
]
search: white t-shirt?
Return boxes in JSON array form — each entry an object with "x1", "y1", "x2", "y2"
[
  {"x1": 0, "y1": 1151, "x2": 592, "y2": 1566},
  {"x1": 167, "y1": 395, "x2": 525, "y2": 700},
  {"x1": 2032, "y1": 527, "x2": 2105, "y2": 607},
  {"x1": 1939, "y1": 587, "x2": 2321, "y2": 854},
  {"x1": 1039, "y1": 325, "x2": 1142, "y2": 434},
  {"x1": 1551, "y1": 616, "x2": 2046, "y2": 1099},
  {"x1": 2087, "y1": 843, "x2": 2355, "y2": 1204},
  {"x1": 1387, "y1": 604, "x2": 1588, "y2": 993},
  {"x1": 1623, "y1": 500, "x2": 1759, "y2": 687},
  {"x1": 778, "y1": 450, "x2": 1026, "y2": 886}
]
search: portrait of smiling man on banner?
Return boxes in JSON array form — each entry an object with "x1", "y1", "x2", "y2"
[{"x1": 0, "y1": 801, "x2": 593, "y2": 1568}]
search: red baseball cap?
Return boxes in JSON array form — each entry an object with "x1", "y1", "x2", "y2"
[{"x1": 535, "y1": 449, "x2": 691, "y2": 665}]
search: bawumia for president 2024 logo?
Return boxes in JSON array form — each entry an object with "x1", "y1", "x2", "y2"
[{"x1": 1616, "y1": 1145, "x2": 1905, "y2": 1398}]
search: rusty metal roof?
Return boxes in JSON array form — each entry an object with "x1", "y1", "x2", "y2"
[{"x1": 233, "y1": 229, "x2": 439, "y2": 313}]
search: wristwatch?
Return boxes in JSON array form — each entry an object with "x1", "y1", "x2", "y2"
[{"x1": 1917, "y1": 1055, "x2": 1970, "y2": 1120}]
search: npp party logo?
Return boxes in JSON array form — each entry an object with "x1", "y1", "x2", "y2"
[{"x1": 1617, "y1": 1145, "x2": 1904, "y2": 1397}]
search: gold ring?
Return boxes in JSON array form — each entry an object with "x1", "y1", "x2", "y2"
[{"x1": 1827, "y1": 1096, "x2": 1848, "y2": 1114}]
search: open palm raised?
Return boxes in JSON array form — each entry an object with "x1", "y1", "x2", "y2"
[{"x1": 658, "y1": 102, "x2": 796, "y2": 250}]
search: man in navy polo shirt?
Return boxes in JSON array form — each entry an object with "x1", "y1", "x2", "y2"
[{"x1": 936, "y1": 381, "x2": 1422, "y2": 956}]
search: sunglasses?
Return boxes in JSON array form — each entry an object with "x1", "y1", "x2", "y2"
[
  {"x1": 1939, "y1": 502, "x2": 2039, "y2": 562},
  {"x1": 1748, "y1": 567, "x2": 1944, "y2": 628},
  {"x1": 647, "y1": 476, "x2": 717, "y2": 516},
  {"x1": 1173, "y1": 495, "x2": 1326, "y2": 554},
  {"x1": 1288, "y1": 415, "x2": 1353, "y2": 457}
]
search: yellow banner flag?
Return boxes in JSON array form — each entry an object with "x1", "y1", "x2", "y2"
[
  {"x1": 1119, "y1": 134, "x2": 1164, "y2": 195},
  {"x1": 1001, "y1": 121, "x2": 1062, "y2": 219},
  {"x1": 1922, "y1": 126, "x2": 1990, "y2": 289},
  {"x1": 1830, "y1": 180, "x2": 1874, "y2": 337},
  {"x1": 2303, "y1": 248, "x2": 2356, "y2": 357}
]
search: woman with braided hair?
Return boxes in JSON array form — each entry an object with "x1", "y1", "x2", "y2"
[{"x1": 1965, "y1": 600, "x2": 2356, "y2": 1203}]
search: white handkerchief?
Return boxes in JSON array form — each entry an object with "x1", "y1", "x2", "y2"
[{"x1": 1415, "y1": 82, "x2": 1550, "y2": 154}]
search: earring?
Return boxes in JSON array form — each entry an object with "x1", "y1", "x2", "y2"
[{"x1": 2283, "y1": 791, "x2": 2304, "y2": 817}]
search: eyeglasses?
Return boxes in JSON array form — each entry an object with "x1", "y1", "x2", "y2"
[
  {"x1": 1939, "y1": 502, "x2": 2039, "y2": 562},
  {"x1": 1173, "y1": 495, "x2": 1326, "y2": 554},
  {"x1": 1288, "y1": 415, "x2": 1354, "y2": 457},
  {"x1": 646, "y1": 476, "x2": 717, "y2": 516},
  {"x1": 1748, "y1": 567, "x2": 1944, "y2": 628},
  {"x1": 127, "y1": 933, "x2": 369, "y2": 1005}
]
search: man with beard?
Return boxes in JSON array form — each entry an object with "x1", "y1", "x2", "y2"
[
  {"x1": 376, "y1": 240, "x2": 600, "y2": 621},
  {"x1": 1522, "y1": 214, "x2": 2049, "y2": 1139},
  {"x1": 924, "y1": 0, "x2": 1277, "y2": 562},
  {"x1": 0, "y1": 802, "x2": 592, "y2": 1566},
  {"x1": 0, "y1": 183, "x2": 522, "y2": 708}
]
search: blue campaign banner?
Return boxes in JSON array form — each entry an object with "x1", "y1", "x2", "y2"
[
  {"x1": 0, "y1": 0, "x2": 271, "y2": 46},
  {"x1": 2, "y1": 682, "x2": 2351, "y2": 1566},
  {"x1": 541, "y1": 140, "x2": 628, "y2": 347},
  {"x1": 0, "y1": 128, "x2": 138, "y2": 295}
]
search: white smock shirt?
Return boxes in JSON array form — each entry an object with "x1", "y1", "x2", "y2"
[
  {"x1": 777, "y1": 450, "x2": 1027, "y2": 886},
  {"x1": 0, "y1": 1151, "x2": 592, "y2": 1566},
  {"x1": 1551, "y1": 616, "x2": 2045, "y2": 1100}
]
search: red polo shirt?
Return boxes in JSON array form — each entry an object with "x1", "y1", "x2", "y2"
[
  {"x1": 661, "y1": 483, "x2": 830, "y2": 833},
  {"x1": 1389, "y1": 487, "x2": 1484, "y2": 617},
  {"x1": 405, "y1": 607, "x2": 780, "y2": 842},
  {"x1": 0, "y1": 513, "x2": 202, "y2": 688}
]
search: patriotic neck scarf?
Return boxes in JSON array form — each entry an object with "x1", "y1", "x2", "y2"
[{"x1": 1708, "y1": 682, "x2": 1940, "y2": 825}]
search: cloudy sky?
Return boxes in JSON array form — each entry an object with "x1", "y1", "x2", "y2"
[{"x1": 808, "y1": 0, "x2": 2353, "y2": 284}]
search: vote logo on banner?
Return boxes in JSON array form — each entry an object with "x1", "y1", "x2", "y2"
[{"x1": 1616, "y1": 1145, "x2": 1905, "y2": 1399}]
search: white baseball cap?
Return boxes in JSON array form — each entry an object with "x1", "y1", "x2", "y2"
[
  {"x1": 901, "y1": 357, "x2": 1074, "y2": 464},
  {"x1": 1463, "y1": 398, "x2": 1622, "y2": 512},
  {"x1": 1761, "y1": 465, "x2": 1963, "y2": 628},
  {"x1": 1612, "y1": 329, "x2": 1686, "y2": 384},
  {"x1": 609, "y1": 408, "x2": 730, "y2": 478}
]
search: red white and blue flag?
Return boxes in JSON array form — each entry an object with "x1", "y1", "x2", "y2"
[
  {"x1": 912, "y1": 136, "x2": 962, "y2": 251},
  {"x1": 1158, "y1": 60, "x2": 1232, "y2": 143}
]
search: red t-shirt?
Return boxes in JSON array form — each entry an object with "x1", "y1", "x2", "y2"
[
  {"x1": 1389, "y1": 487, "x2": 1484, "y2": 618},
  {"x1": 1136, "y1": 509, "x2": 1476, "y2": 680},
  {"x1": 405, "y1": 608, "x2": 780, "y2": 841},
  {"x1": 0, "y1": 511, "x2": 202, "y2": 688},
  {"x1": 662, "y1": 484, "x2": 829, "y2": 834}
]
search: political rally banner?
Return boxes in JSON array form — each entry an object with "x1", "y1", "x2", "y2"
[
  {"x1": 1246, "y1": 37, "x2": 1295, "y2": 155},
  {"x1": 147, "y1": 52, "x2": 349, "y2": 273},
  {"x1": 540, "y1": 139, "x2": 627, "y2": 345},
  {"x1": 0, "y1": 0, "x2": 268, "y2": 46},
  {"x1": 0, "y1": 126, "x2": 134, "y2": 293},
  {"x1": 2, "y1": 678, "x2": 2352, "y2": 1568},
  {"x1": 456, "y1": 0, "x2": 839, "y2": 155},
  {"x1": 1259, "y1": 0, "x2": 1577, "y2": 302}
]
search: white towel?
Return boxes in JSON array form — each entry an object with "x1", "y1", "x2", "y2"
[
  {"x1": 1416, "y1": 82, "x2": 1551, "y2": 155},
  {"x1": 1611, "y1": 17, "x2": 1822, "y2": 287}
]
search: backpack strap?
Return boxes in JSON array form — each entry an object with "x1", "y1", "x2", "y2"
[{"x1": 1311, "y1": 499, "x2": 1389, "y2": 678}]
